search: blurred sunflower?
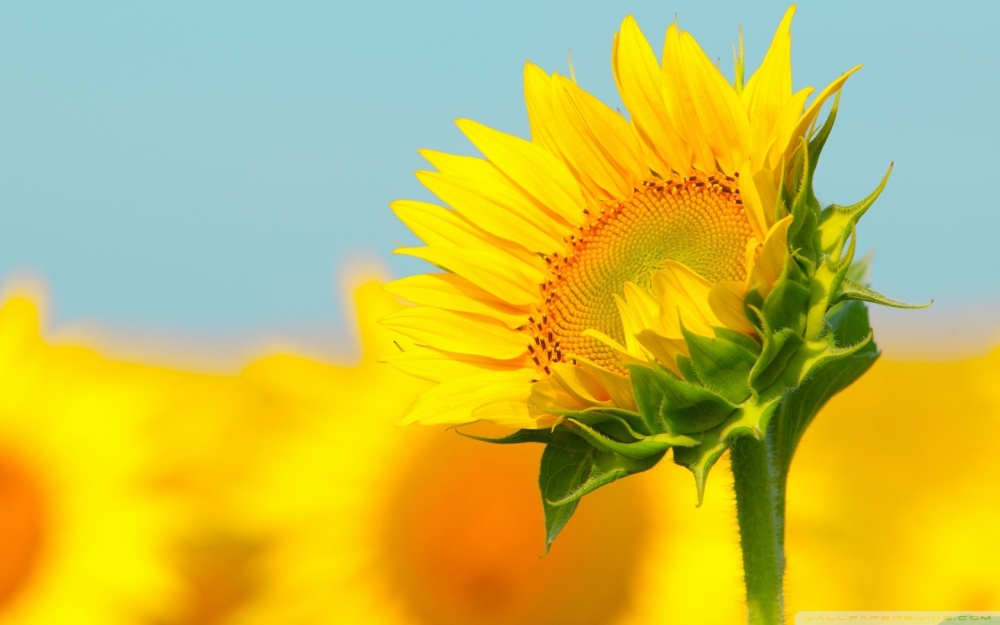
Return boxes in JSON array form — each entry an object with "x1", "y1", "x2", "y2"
[
  {"x1": 0, "y1": 294, "x2": 178, "y2": 625},
  {"x1": 150, "y1": 276, "x2": 744, "y2": 625},
  {"x1": 381, "y1": 6, "x2": 859, "y2": 428}
]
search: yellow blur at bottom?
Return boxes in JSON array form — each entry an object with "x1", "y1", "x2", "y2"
[{"x1": 0, "y1": 280, "x2": 997, "y2": 625}]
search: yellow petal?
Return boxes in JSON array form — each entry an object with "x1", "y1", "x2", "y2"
[
  {"x1": 390, "y1": 200, "x2": 493, "y2": 250},
  {"x1": 743, "y1": 6, "x2": 795, "y2": 165},
  {"x1": 380, "y1": 307, "x2": 528, "y2": 360},
  {"x1": 776, "y1": 66, "x2": 862, "y2": 168},
  {"x1": 765, "y1": 86, "x2": 813, "y2": 172},
  {"x1": 400, "y1": 371, "x2": 537, "y2": 426},
  {"x1": 621, "y1": 282, "x2": 661, "y2": 333},
  {"x1": 383, "y1": 274, "x2": 530, "y2": 328},
  {"x1": 662, "y1": 24, "x2": 715, "y2": 172},
  {"x1": 471, "y1": 394, "x2": 540, "y2": 428},
  {"x1": 549, "y1": 362, "x2": 614, "y2": 408},
  {"x1": 676, "y1": 30, "x2": 751, "y2": 174},
  {"x1": 550, "y1": 74, "x2": 646, "y2": 199},
  {"x1": 582, "y1": 328, "x2": 647, "y2": 364},
  {"x1": 651, "y1": 261, "x2": 720, "y2": 336},
  {"x1": 456, "y1": 118, "x2": 586, "y2": 224},
  {"x1": 635, "y1": 329, "x2": 686, "y2": 375},
  {"x1": 613, "y1": 292, "x2": 651, "y2": 356},
  {"x1": 395, "y1": 246, "x2": 543, "y2": 307},
  {"x1": 528, "y1": 377, "x2": 584, "y2": 415},
  {"x1": 753, "y1": 167, "x2": 782, "y2": 223},
  {"x1": 577, "y1": 357, "x2": 637, "y2": 411},
  {"x1": 385, "y1": 346, "x2": 531, "y2": 383},
  {"x1": 419, "y1": 149, "x2": 573, "y2": 235},
  {"x1": 751, "y1": 215, "x2": 793, "y2": 290},
  {"x1": 738, "y1": 160, "x2": 769, "y2": 239},
  {"x1": 613, "y1": 16, "x2": 690, "y2": 172},
  {"x1": 523, "y1": 62, "x2": 563, "y2": 156},
  {"x1": 416, "y1": 170, "x2": 563, "y2": 253},
  {"x1": 708, "y1": 280, "x2": 757, "y2": 336}
]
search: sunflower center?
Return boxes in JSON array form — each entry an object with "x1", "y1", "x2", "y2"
[
  {"x1": 0, "y1": 447, "x2": 46, "y2": 609},
  {"x1": 383, "y1": 429, "x2": 648, "y2": 625},
  {"x1": 528, "y1": 173, "x2": 754, "y2": 370}
]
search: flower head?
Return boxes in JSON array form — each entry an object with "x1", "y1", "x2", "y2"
[{"x1": 383, "y1": 6, "x2": 922, "y2": 544}]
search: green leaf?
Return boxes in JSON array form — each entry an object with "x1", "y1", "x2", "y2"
[
  {"x1": 568, "y1": 419, "x2": 696, "y2": 460},
  {"x1": 830, "y1": 278, "x2": 931, "y2": 310},
  {"x1": 683, "y1": 327, "x2": 757, "y2": 404},
  {"x1": 539, "y1": 443, "x2": 592, "y2": 554},
  {"x1": 539, "y1": 444, "x2": 664, "y2": 552},
  {"x1": 545, "y1": 450, "x2": 664, "y2": 509},
  {"x1": 673, "y1": 426, "x2": 730, "y2": 506},
  {"x1": 750, "y1": 328, "x2": 804, "y2": 394}
]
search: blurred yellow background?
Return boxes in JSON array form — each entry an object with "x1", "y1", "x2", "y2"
[{"x1": 0, "y1": 276, "x2": 997, "y2": 624}]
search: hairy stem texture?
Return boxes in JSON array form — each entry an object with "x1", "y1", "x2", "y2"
[{"x1": 730, "y1": 434, "x2": 786, "y2": 625}]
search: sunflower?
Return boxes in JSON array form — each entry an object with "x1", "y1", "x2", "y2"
[
  {"x1": 0, "y1": 293, "x2": 178, "y2": 625},
  {"x1": 381, "y1": 6, "x2": 859, "y2": 430}
]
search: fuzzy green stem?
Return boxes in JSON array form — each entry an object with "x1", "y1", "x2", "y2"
[{"x1": 730, "y1": 434, "x2": 786, "y2": 625}]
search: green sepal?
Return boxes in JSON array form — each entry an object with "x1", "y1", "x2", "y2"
[
  {"x1": 785, "y1": 138, "x2": 820, "y2": 262},
  {"x1": 627, "y1": 363, "x2": 738, "y2": 435},
  {"x1": 713, "y1": 326, "x2": 762, "y2": 356},
  {"x1": 539, "y1": 442, "x2": 664, "y2": 552},
  {"x1": 830, "y1": 278, "x2": 931, "y2": 310},
  {"x1": 658, "y1": 373, "x2": 739, "y2": 434},
  {"x1": 761, "y1": 273, "x2": 811, "y2": 336},
  {"x1": 749, "y1": 328, "x2": 804, "y2": 394},
  {"x1": 818, "y1": 163, "x2": 893, "y2": 258},
  {"x1": 567, "y1": 419, "x2": 697, "y2": 460},
  {"x1": 672, "y1": 426, "x2": 729, "y2": 506},
  {"x1": 455, "y1": 428, "x2": 558, "y2": 445},
  {"x1": 626, "y1": 364, "x2": 670, "y2": 434},
  {"x1": 743, "y1": 289, "x2": 766, "y2": 334},
  {"x1": 675, "y1": 354, "x2": 701, "y2": 384},
  {"x1": 558, "y1": 407, "x2": 651, "y2": 438},
  {"x1": 683, "y1": 326, "x2": 757, "y2": 404},
  {"x1": 806, "y1": 90, "x2": 840, "y2": 185},
  {"x1": 805, "y1": 224, "x2": 857, "y2": 339},
  {"x1": 784, "y1": 328, "x2": 875, "y2": 389},
  {"x1": 770, "y1": 301, "x2": 881, "y2": 477}
]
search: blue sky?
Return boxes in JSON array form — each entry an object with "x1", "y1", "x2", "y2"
[{"x1": 1, "y1": 1, "x2": 997, "y2": 334}]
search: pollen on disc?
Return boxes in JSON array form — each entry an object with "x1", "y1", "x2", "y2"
[{"x1": 535, "y1": 175, "x2": 754, "y2": 369}]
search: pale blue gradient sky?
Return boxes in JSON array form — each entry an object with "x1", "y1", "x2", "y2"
[{"x1": 1, "y1": 1, "x2": 996, "y2": 333}]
